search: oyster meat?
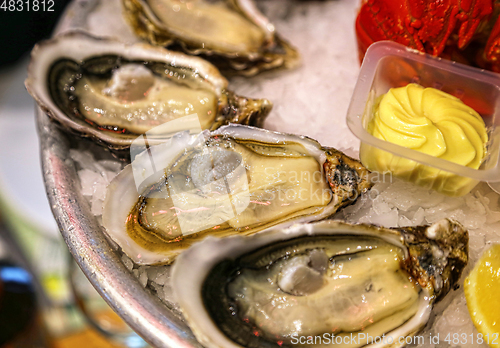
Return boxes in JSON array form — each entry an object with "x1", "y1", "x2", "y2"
[
  {"x1": 25, "y1": 31, "x2": 272, "y2": 151},
  {"x1": 172, "y1": 219, "x2": 468, "y2": 348},
  {"x1": 102, "y1": 125, "x2": 372, "y2": 264},
  {"x1": 123, "y1": 0, "x2": 300, "y2": 76}
]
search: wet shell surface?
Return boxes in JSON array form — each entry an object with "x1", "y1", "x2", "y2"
[
  {"x1": 172, "y1": 219, "x2": 469, "y2": 348},
  {"x1": 122, "y1": 0, "x2": 300, "y2": 76},
  {"x1": 25, "y1": 31, "x2": 272, "y2": 152},
  {"x1": 101, "y1": 125, "x2": 373, "y2": 265}
]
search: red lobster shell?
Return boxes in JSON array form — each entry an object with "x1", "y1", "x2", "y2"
[{"x1": 356, "y1": 0, "x2": 500, "y2": 72}]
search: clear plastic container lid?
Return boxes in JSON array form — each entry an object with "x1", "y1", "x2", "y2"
[{"x1": 347, "y1": 41, "x2": 500, "y2": 185}]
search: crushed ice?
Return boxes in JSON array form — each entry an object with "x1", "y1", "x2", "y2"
[{"x1": 68, "y1": 0, "x2": 500, "y2": 345}]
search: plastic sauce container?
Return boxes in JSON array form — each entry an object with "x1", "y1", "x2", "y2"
[{"x1": 346, "y1": 41, "x2": 500, "y2": 196}]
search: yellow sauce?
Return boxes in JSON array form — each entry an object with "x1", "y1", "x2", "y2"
[{"x1": 361, "y1": 84, "x2": 488, "y2": 196}]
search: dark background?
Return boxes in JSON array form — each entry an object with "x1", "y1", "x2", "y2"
[{"x1": 0, "y1": 0, "x2": 71, "y2": 67}]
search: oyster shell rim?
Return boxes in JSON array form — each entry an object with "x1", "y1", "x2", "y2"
[
  {"x1": 171, "y1": 219, "x2": 468, "y2": 348},
  {"x1": 25, "y1": 30, "x2": 272, "y2": 152},
  {"x1": 122, "y1": 0, "x2": 301, "y2": 76},
  {"x1": 101, "y1": 124, "x2": 373, "y2": 265},
  {"x1": 127, "y1": 0, "x2": 274, "y2": 59}
]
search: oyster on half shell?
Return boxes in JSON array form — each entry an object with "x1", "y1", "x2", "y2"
[
  {"x1": 25, "y1": 32, "x2": 272, "y2": 152},
  {"x1": 172, "y1": 219, "x2": 468, "y2": 348},
  {"x1": 123, "y1": 0, "x2": 300, "y2": 76},
  {"x1": 102, "y1": 125, "x2": 372, "y2": 265}
]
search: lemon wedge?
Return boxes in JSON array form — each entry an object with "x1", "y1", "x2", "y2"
[{"x1": 464, "y1": 244, "x2": 500, "y2": 347}]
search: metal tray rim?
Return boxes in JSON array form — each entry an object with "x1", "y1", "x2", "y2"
[{"x1": 37, "y1": 0, "x2": 201, "y2": 346}]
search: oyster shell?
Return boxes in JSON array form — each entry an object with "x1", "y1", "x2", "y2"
[
  {"x1": 172, "y1": 219, "x2": 468, "y2": 348},
  {"x1": 122, "y1": 0, "x2": 300, "y2": 76},
  {"x1": 25, "y1": 31, "x2": 272, "y2": 152},
  {"x1": 102, "y1": 125, "x2": 372, "y2": 265}
]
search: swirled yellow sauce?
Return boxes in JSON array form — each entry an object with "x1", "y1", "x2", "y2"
[{"x1": 361, "y1": 84, "x2": 488, "y2": 196}]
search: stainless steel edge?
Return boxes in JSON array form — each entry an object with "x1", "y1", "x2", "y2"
[
  {"x1": 37, "y1": 110, "x2": 201, "y2": 348},
  {"x1": 35, "y1": 0, "x2": 202, "y2": 346}
]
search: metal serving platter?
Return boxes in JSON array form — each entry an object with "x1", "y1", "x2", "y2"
[
  {"x1": 37, "y1": 0, "x2": 360, "y2": 346},
  {"x1": 38, "y1": 0, "x2": 201, "y2": 346}
]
